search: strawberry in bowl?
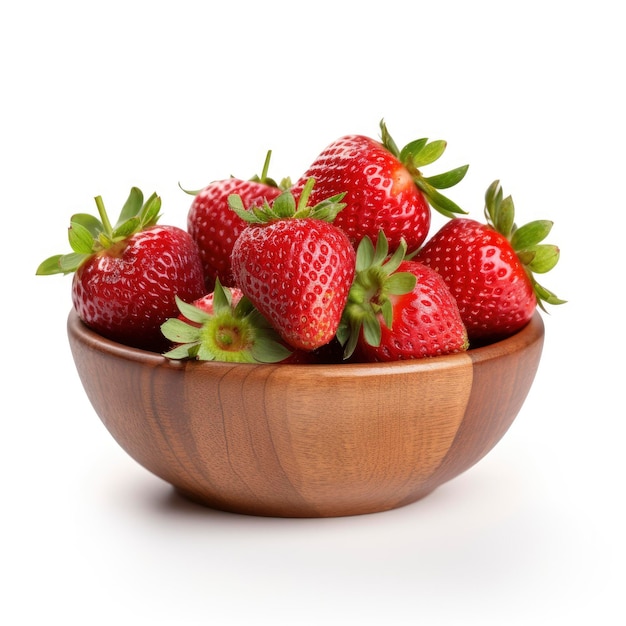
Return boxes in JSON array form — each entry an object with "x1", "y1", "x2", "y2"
[
  {"x1": 338, "y1": 232, "x2": 469, "y2": 362},
  {"x1": 417, "y1": 180, "x2": 565, "y2": 344},
  {"x1": 228, "y1": 179, "x2": 356, "y2": 352},
  {"x1": 184, "y1": 150, "x2": 290, "y2": 290},
  {"x1": 37, "y1": 187, "x2": 206, "y2": 351},
  {"x1": 291, "y1": 119, "x2": 469, "y2": 254}
]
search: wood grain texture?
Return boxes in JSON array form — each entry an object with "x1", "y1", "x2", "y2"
[{"x1": 67, "y1": 310, "x2": 544, "y2": 517}]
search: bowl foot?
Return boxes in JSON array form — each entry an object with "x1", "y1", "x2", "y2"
[{"x1": 173, "y1": 486, "x2": 438, "y2": 518}]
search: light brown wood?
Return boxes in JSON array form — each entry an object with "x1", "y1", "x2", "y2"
[{"x1": 67, "y1": 310, "x2": 545, "y2": 517}]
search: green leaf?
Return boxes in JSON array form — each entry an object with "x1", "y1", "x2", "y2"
[
  {"x1": 380, "y1": 299, "x2": 393, "y2": 329},
  {"x1": 36, "y1": 254, "x2": 65, "y2": 275},
  {"x1": 115, "y1": 187, "x2": 144, "y2": 226},
  {"x1": 372, "y1": 230, "x2": 390, "y2": 266},
  {"x1": 534, "y1": 282, "x2": 567, "y2": 306},
  {"x1": 379, "y1": 119, "x2": 401, "y2": 158},
  {"x1": 417, "y1": 180, "x2": 467, "y2": 217},
  {"x1": 485, "y1": 180, "x2": 502, "y2": 211},
  {"x1": 35, "y1": 251, "x2": 89, "y2": 275},
  {"x1": 355, "y1": 236, "x2": 375, "y2": 272},
  {"x1": 174, "y1": 295, "x2": 212, "y2": 325},
  {"x1": 163, "y1": 343, "x2": 201, "y2": 360},
  {"x1": 178, "y1": 181, "x2": 204, "y2": 196},
  {"x1": 97, "y1": 231, "x2": 114, "y2": 248},
  {"x1": 386, "y1": 271, "x2": 416, "y2": 295},
  {"x1": 307, "y1": 192, "x2": 347, "y2": 222},
  {"x1": 251, "y1": 205, "x2": 270, "y2": 222},
  {"x1": 139, "y1": 193, "x2": 161, "y2": 228},
  {"x1": 234, "y1": 295, "x2": 256, "y2": 319},
  {"x1": 516, "y1": 250, "x2": 536, "y2": 266},
  {"x1": 336, "y1": 318, "x2": 348, "y2": 345},
  {"x1": 70, "y1": 213, "x2": 103, "y2": 237},
  {"x1": 423, "y1": 164, "x2": 469, "y2": 190},
  {"x1": 113, "y1": 217, "x2": 140, "y2": 239},
  {"x1": 161, "y1": 318, "x2": 203, "y2": 344},
  {"x1": 228, "y1": 194, "x2": 261, "y2": 222},
  {"x1": 411, "y1": 140, "x2": 447, "y2": 168},
  {"x1": 340, "y1": 316, "x2": 362, "y2": 359},
  {"x1": 197, "y1": 343, "x2": 219, "y2": 361},
  {"x1": 382, "y1": 239, "x2": 407, "y2": 275},
  {"x1": 211, "y1": 279, "x2": 232, "y2": 314},
  {"x1": 272, "y1": 190, "x2": 297, "y2": 218},
  {"x1": 63, "y1": 252, "x2": 90, "y2": 272},
  {"x1": 525, "y1": 244, "x2": 560, "y2": 274},
  {"x1": 495, "y1": 195, "x2": 515, "y2": 238},
  {"x1": 68, "y1": 221, "x2": 95, "y2": 255},
  {"x1": 399, "y1": 138, "x2": 429, "y2": 164},
  {"x1": 484, "y1": 180, "x2": 502, "y2": 226},
  {"x1": 250, "y1": 336, "x2": 293, "y2": 363},
  {"x1": 511, "y1": 220, "x2": 553, "y2": 250},
  {"x1": 362, "y1": 315, "x2": 382, "y2": 347}
]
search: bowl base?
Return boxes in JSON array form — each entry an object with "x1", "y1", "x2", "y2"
[{"x1": 173, "y1": 486, "x2": 438, "y2": 518}]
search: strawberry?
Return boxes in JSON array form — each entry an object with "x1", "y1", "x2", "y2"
[
  {"x1": 185, "y1": 151, "x2": 289, "y2": 290},
  {"x1": 36, "y1": 187, "x2": 206, "y2": 352},
  {"x1": 416, "y1": 180, "x2": 565, "y2": 344},
  {"x1": 228, "y1": 179, "x2": 356, "y2": 352},
  {"x1": 160, "y1": 280, "x2": 292, "y2": 363},
  {"x1": 338, "y1": 232, "x2": 468, "y2": 361},
  {"x1": 291, "y1": 119, "x2": 468, "y2": 253},
  {"x1": 162, "y1": 281, "x2": 345, "y2": 364}
]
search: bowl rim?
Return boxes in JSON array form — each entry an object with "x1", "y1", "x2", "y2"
[{"x1": 67, "y1": 309, "x2": 545, "y2": 374}]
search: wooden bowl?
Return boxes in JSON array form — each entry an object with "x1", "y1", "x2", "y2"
[{"x1": 67, "y1": 309, "x2": 545, "y2": 517}]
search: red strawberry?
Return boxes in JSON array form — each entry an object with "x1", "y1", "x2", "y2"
[
  {"x1": 416, "y1": 180, "x2": 565, "y2": 344},
  {"x1": 160, "y1": 280, "x2": 292, "y2": 363},
  {"x1": 228, "y1": 179, "x2": 356, "y2": 352},
  {"x1": 185, "y1": 151, "x2": 289, "y2": 290},
  {"x1": 176, "y1": 286, "x2": 245, "y2": 324},
  {"x1": 338, "y1": 233, "x2": 468, "y2": 361},
  {"x1": 291, "y1": 120, "x2": 468, "y2": 253},
  {"x1": 161, "y1": 281, "x2": 344, "y2": 364},
  {"x1": 36, "y1": 187, "x2": 206, "y2": 352}
]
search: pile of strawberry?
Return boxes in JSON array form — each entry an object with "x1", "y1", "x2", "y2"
[{"x1": 37, "y1": 120, "x2": 564, "y2": 363}]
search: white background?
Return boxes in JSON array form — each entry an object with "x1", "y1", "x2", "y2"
[{"x1": 2, "y1": 1, "x2": 623, "y2": 624}]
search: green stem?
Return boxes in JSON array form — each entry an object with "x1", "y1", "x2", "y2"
[
  {"x1": 296, "y1": 177, "x2": 315, "y2": 213},
  {"x1": 260, "y1": 150, "x2": 272, "y2": 183},
  {"x1": 94, "y1": 196, "x2": 114, "y2": 237}
]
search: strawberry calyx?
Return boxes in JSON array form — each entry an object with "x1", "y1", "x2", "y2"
[
  {"x1": 337, "y1": 231, "x2": 417, "y2": 359},
  {"x1": 161, "y1": 280, "x2": 292, "y2": 363},
  {"x1": 228, "y1": 177, "x2": 346, "y2": 224},
  {"x1": 179, "y1": 150, "x2": 292, "y2": 196},
  {"x1": 36, "y1": 187, "x2": 161, "y2": 275},
  {"x1": 379, "y1": 119, "x2": 469, "y2": 219},
  {"x1": 484, "y1": 179, "x2": 566, "y2": 311}
]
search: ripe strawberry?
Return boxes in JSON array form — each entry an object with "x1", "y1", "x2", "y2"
[
  {"x1": 338, "y1": 233, "x2": 468, "y2": 361},
  {"x1": 162, "y1": 281, "x2": 345, "y2": 364},
  {"x1": 37, "y1": 187, "x2": 206, "y2": 352},
  {"x1": 416, "y1": 180, "x2": 565, "y2": 344},
  {"x1": 185, "y1": 151, "x2": 289, "y2": 290},
  {"x1": 228, "y1": 179, "x2": 356, "y2": 352},
  {"x1": 160, "y1": 280, "x2": 292, "y2": 363},
  {"x1": 291, "y1": 120, "x2": 468, "y2": 253}
]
